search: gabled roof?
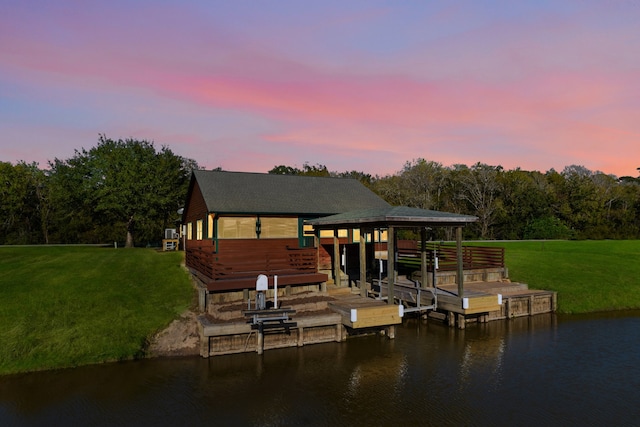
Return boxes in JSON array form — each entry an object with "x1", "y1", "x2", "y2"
[
  {"x1": 306, "y1": 206, "x2": 478, "y2": 228},
  {"x1": 189, "y1": 170, "x2": 390, "y2": 215}
]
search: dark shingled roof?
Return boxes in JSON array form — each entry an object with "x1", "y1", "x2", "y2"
[
  {"x1": 192, "y1": 170, "x2": 390, "y2": 215},
  {"x1": 306, "y1": 206, "x2": 478, "y2": 228}
]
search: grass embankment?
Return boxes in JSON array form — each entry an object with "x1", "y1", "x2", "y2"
[
  {"x1": 478, "y1": 240, "x2": 640, "y2": 314},
  {"x1": 2, "y1": 242, "x2": 638, "y2": 375},
  {"x1": 0, "y1": 246, "x2": 192, "y2": 376}
]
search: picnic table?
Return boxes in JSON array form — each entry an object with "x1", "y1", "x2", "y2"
[{"x1": 243, "y1": 307, "x2": 297, "y2": 332}]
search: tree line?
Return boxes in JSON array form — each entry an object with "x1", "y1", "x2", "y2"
[
  {"x1": 2, "y1": 138, "x2": 639, "y2": 245},
  {"x1": 270, "y1": 160, "x2": 640, "y2": 240},
  {"x1": 1, "y1": 136, "x2": 198, "y2": 247}
]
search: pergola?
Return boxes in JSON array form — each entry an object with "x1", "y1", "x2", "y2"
[{"x1": 307, "y1": 206, "x2": 478, "y2": 304}]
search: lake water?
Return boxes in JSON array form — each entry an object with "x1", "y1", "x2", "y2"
[{"x1": 1, "y1": 311, "x2": 639, "y2": 426}]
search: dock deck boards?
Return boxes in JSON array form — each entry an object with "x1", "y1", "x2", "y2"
[
  {"x1": 376, "y1": 278, "x2": 555, "y2": 318},
  {"x1": 328, "y1": 294, "x2": 403, "y2": 329}
]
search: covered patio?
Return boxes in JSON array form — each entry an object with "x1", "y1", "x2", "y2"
[{"x1": 306, "y1": 206, "x2": 501, "y2": 320}]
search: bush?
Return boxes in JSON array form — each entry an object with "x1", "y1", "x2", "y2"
[{"x1": 523, "y1": 217, "x2": 573, "y2": 239}]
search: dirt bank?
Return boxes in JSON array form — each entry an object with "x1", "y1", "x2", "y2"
[
  {"x1": 147, "y1": 309, "x2": 200, "y2": 357},
  {"x1": 146, "y1": 289, "x2": 340, "y2": 358}
]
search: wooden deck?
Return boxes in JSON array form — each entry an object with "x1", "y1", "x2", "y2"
[
  {"x1": 436, "y1": 283, "x2": 504, "y2": 315},
  {"x1": 374, "y1": 277, "x2": 556, "y2": 328},
  {"x1": 372, "y1": 279, "x2": 503, "y2": 315},
  {"x1": 187, "y1": 240, "x2": 328, "y2": 292},
  {"x1": 437, "y1": 282, "x2": 556, "y2": 319},
  {"x1": 198, "y1": 311, "x2": 344, "y2": 356},
  {"x1": 196, "y1": 271, "x2": 557, "y2": 357},
  {"x1": 197, "y1": 285, "x2": 409, "y2": 357}
]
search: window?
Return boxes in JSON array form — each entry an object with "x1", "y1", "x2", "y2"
[
  {"x1": 352, "y1": 228, "x2": 372, "y2": 243},
  {"x1": 319, "y1": 229, "x2": 333, "y2": 238},
  {"x1": 303, "y1": 224, "x2": 315, "y2": 236},
  {"x1": 218, "y1": 216, "x2": 257, "y2": 239},
  {"x1": 319, "y1": 229, "x2": 349, "y2": 238},
  {"x1": 187, "y1": 222, "x2": 193, "y2": 240},
  {"x1": 375, "y1": 229, "x2": 388, "y2": 242},
  {"x1": 207, "y1": 214, "x2": 215, "y2": 239},
  {"x1": 259, "y1": 217, "x2": 298, "y2": 238},
  {"x1": 196, "y1": 220, "x2": 203, "y2": 240}
]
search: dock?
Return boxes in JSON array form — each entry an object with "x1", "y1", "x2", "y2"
[
  {"x1": 197, "y1": 285, "x2": 406, "y2": 357},
  {"x1": 377, "y1": 278, "x2": 556, "y2": 329},
  {"x1": 197, "y1": 276, "x2": 556, "y2": 357}
]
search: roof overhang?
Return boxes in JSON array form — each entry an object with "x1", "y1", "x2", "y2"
[{"x1": 306, "y1": 206, "x2": 478, "y2": 229}]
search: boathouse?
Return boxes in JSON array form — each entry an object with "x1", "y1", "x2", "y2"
[
  {"x1": 182, "y1": 170, "x2": 390, "y2": 295},
  {"x1": 185, "y1": 170, "x2": 556, "y2": 356}
]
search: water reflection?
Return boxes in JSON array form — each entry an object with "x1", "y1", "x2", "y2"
[{"x1": 1, "y1": 312, "x2": 639, "y2": 426}]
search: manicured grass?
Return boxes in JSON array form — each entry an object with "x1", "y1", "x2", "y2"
[
  {"x1": 2, "y1": 242, "x2": 638, "y2": 375},
  {"x1": 476, "y1": 240, "x2": 640, "y2": 314},
  {"x1": 0, "y1": 246, "x2": 192, "y2": 375}
]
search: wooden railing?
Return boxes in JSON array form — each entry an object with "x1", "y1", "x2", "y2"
[
  {"x1": 186, "y1": 244, "x2": 319, "y2": 282},
  {"x1": 397, "y1": 241, "x2": 504, "y2": 272}
]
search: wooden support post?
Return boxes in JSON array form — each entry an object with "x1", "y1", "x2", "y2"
[
  {"x1": 201, "y1": 336, "x2": 210, "y2": 358},
  {"x1": 387, "y1": 325, "x2": 396, "y2": 339},
  {"x1": 447, "y1": 312, "x2": 455, "y2": 327},
  {"x1": 257, "y1": 330, "x2": 264, "y2": 355},
  {"x1": 315, "y1": 229, "x2": 320, "y2": 266},
  {"x1": 298, "y1": 327, "x2": 304, "y2": 347},
  {"x1": 315, "y1": 229, "x2": 325, "y2": 293},
  {"x1": 530, "y1": 295, "x2": 535, "y2": 316},
  {"x1": 457, "y1": 313, "x2": 466, "y2": 330},
  {"x1": 333, "y1": 230, "x2": 341, "y2": 286},
  {"x1": 387, "y1": 226, "x2": 395, "y2": 305},
  {"x1": 199, "y1": 286, "x2": 208, "y2": 312},
  {"x1": 359, "y1": 228, "x2": 367, "y2": 297},
  {"x1": 420, "y1": 227, "x2": 427, "y2": 288},
  {"x1": 456, "y1": 226, "x2": 464, "y2": 299},
  {"x1": 199, "y1": 323, "x2": 210, "y2": 358}
]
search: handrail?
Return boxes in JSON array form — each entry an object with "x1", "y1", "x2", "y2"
[
  {"x1": 397, "y1": 241, "x2": 504, "y2": 271},
  {"x1": 187, "y1": 245, "x2": 319, "y2": 281}
]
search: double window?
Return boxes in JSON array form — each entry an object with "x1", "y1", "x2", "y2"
[{"x1": 217, "y1": 216, "x2": 299, "y2": 239}]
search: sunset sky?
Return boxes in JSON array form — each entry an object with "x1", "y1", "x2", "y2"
[{"x1": 1, "y1": 1, "x2": 639, "y2": 177}]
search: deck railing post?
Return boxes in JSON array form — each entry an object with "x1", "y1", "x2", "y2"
[
  {"x1": 420, "y1": 228, "x2": 427, "y2": 288},
  {"x1": 456, "y1": 226, "x2": 464, "y2": 300},
  {"x1": 333, "y1": 230, "x2": 341, "y2": 286},
  {"x1": 359, "y1": 228, "x2": 367, "y2": 297},
  {"x1": 387, "y1": 226, "x2": 395, "y2": 305}
]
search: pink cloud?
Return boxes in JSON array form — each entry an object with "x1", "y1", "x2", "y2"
[{"x1": 2, "y1": 1, "x2": 639, "y2": 178}]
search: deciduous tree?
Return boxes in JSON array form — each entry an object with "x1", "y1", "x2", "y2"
[{"x1": 48, "y1": 135, "x2": 198, "y2": 246}]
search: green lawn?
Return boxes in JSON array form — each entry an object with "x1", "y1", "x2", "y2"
[
  {"x1": 1, "y1": 241, "x2": 638, "y2": 375},
  {"x1": 0, "y1": 246, "x2": 192, "y2": 375},
  {"x1": 476, "y1": 240, "x2": 640, "y2": 314}
]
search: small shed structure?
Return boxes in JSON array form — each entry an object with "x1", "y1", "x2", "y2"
[{"x1": 182, "y1": 170, "x2": 390, "y2": 292}]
